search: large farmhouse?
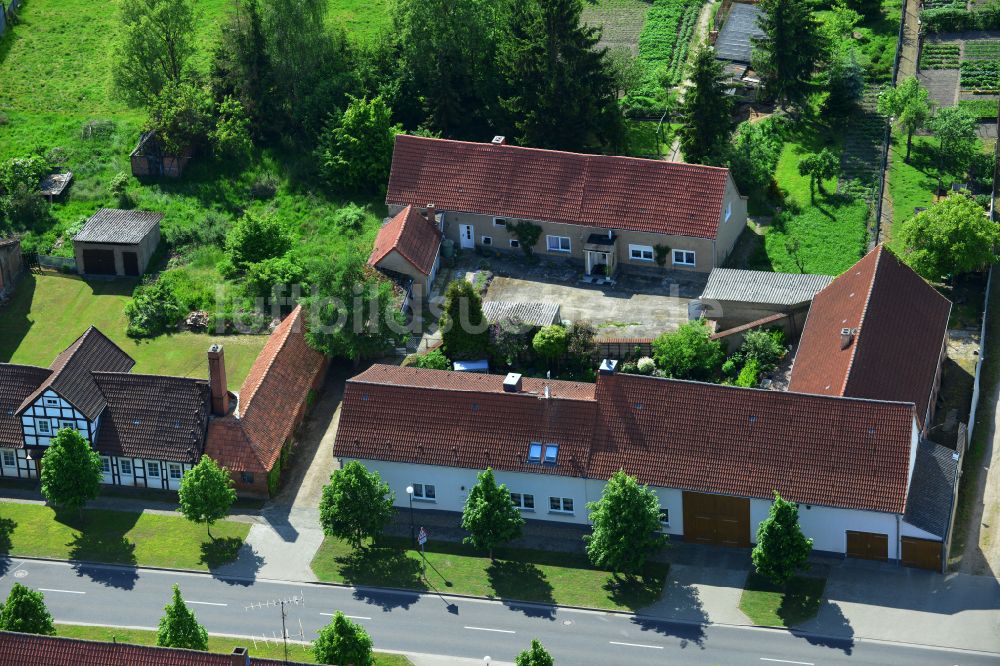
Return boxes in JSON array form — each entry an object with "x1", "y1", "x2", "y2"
[
  {"x1": 0, "y1": 306, "x2": 324, "y2": 497},
  {"x1": 381, "y1": 134, "x2": 748, "y2": 283},
  {"x1": 334, "y1": 247, "x2": 959, "y2": 571}
]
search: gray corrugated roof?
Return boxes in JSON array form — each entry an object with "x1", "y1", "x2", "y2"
[
  {"x1": 904, "y1": 440, "x2": 960, "y2": 537},
  {"x1": 482, "y1": 301, "x2": 561, "y2": 327},
  {"x1": 74, "y1": 208, "x2": 163, "y2": 245},
  {"x1": 700, "y1": 268, "x2": 833, "y2": 307},
  {"x1": 715, "y1": 2, "x2": 765, "y2": 64}
]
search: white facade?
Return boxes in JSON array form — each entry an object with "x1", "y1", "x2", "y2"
[
  {"x1": 99, "y1": 455, "x2": 191, "y2": 491},
  {"x1": 342, "y1": 457, "x2": 934, "y2": 558},
  {"x1": 0, "y1": 447, "x2": 34, "y2": 479},
  {"x1": 20, "y1": 390, "x2": 95, "y2": 447}
]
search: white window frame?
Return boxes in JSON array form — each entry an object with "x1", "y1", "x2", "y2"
[
  {"x1": 511, "y1": 493, "x2": 535, "y2": 511},
  {"x1": 549, "y1": 497, "x2": 574, "y2": 514},
  {"x1": 59, "y1": 420, "x2": 75, "y2": 431},
  {"x1": 672, "y1": 249, "x2": 696, "y2": 267},
  {"x1": 37, "y1": 419, "x2": 51, "y2": 435},
  {"x1": 725, "y1": 201, "x2": 733, "y2": 223},
  {"x1": 2, "y1": 450, "x2": 16, "y2": 467},
  {"x1": 412, "y1": 483, "x2": 436, "y2": 501},
  {"x1": 493, "y1": 217, "x2": 508, "y2": 227},
  {"x1": 101, "y1": 457, "x2": 111, "y2": 474},
  {"x1": 44, "y1": 397, "x2": 59, "y2": 407},
  {"x1": 168, "y1": 463, "x2": 183, "y2": 480},
  {"x1": 119, "y1": 459, "x2": 133, "y2": 475},
  {"x1": 527, "y1": 442, "x2": 542, "y2": 463},
  {"x1": 481, "y1": 235, "x2": 493, "y2": 246},
  {"x1": 546, "y1": 235, "x2": 571, "y2": 253},
  {"x1": 543, "y1": 443, "x2": 558, "y2": 464},
  {"x1": 147, "y1": 461, "x2": 160, "y2": 478},
  {"x1": 629, "y1": 244, "x2": 654, "y2": 262},
  {"x1": 509, "y1": 239, "x2": 520, "y2": 249}
]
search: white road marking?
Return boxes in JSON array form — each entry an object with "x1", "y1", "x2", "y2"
[
  {"x1": 464, "y1": 626, "x2": 516, "y2": 634},
  {"x1": 760, "y1": 658, "x2": 814, "y2": 665},
  {"x1": 609, "y1": 641, "x2": 663, "y2": 650},
  {"x1": 38, "y1": 588, "x2": 85, "y2": 595},
  {"x1": 320, "y1": 613, "x2": 371, "y2": 620},
  {"x1": 186, "y1": 601, "x2": 228, "y2": 607}
]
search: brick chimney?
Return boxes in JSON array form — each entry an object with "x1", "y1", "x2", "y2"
[
  {"x1": 207, "y1": 344, "x2": 229, "y2": 416},
  {"x1": 230, "y1": 647, "x2": 250, "y2": 666}
]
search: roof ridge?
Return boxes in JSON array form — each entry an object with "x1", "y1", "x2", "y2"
[
  {"x1": 238, "y1": 307, "x2": 301, "y2": 417},
  {"x1": 347, "y1": 377, "x2": 597, "y2": 402},
  {"x1": 395, "y1": 206, "x2": 442, "y2": 272},
  {"x1": 841, "y1": 244, "x2": 884, "y2": 395}
]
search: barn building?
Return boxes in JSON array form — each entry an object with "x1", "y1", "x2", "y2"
[{"x1": 73, "y1": 208, "x2": 162, "y2": 277}]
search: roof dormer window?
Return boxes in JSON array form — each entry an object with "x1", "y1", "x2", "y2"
[
  {"x1": 543, "y1": 444, "x2": 559, "y2": 464},
  {"x1": 528, "y1": 442, "x2": 542, "y2": 463}
]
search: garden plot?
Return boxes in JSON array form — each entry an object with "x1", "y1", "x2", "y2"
[
  {"x1": 919, "y1": 42, "x2": 960, "y2": 69},
  {"x1": 581, "y1": 0, "x2": 653, "y2": 54}
]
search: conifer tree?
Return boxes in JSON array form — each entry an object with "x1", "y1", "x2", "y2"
[
  {"x1": 751, "y1": 491, "x2": 813, "y2": 585},
  {"x1": 752, "y1": 0, "x2": 824, "y2": 109},
  {"x1": 157, "y1": 585, "x2": 209, "y2": 650},
  {"x1": 679, "y1": 47, "x2": 733, "y2": 165}
]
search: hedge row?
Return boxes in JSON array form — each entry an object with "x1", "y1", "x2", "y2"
[{"x1": 920, "y1": 3, "x2": 1000, "y2": 33}]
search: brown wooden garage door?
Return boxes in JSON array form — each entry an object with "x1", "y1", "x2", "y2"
[
  {"x1": 846, "y1": 531, "x2": 889, "y2": 561},
  {"x1": 901, "y1": 537, "x2": 942, "y2": 571},
  {"x1": 82, "y1": 249, "x2": 116, "y2": 275},
  {"x1": 683, "y1": 491, "x2": 750, "y2": 547}
]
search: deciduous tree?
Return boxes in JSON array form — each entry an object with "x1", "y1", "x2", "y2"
[
  {"x1": 896, "y1": 196, "x2": 999, "y2": 280},
  {"x1": 752, "y1": 0, "x2": 824, "y2": 109},
  {"x1": 0, "y1": 584, "x2": 55, "y2": 635},
  {"x1": 313, "y1": 611, "x2": 374, "y2": 666},
  {"x1": 440, "y1": 280, "x2": 490, "y2": 361},
  {"x1": 40, "y1": 428, "x2": 102, "y2": 518},
  {"x1": 797, "y1": 148, "x2": 840, "y2": 202},
  {"x1": 651, "y1": 319, "x2": 725, "y2": 381},
  {"x1": 532, "y1": 325, "x2": 569, "y2": 370},
  {"x1": 515, "y1": 639, "x2": 555, "y2": 666},
  {"x1": 317, "y1": 96, "x2": 400, "y2": 193},
  {"x1": 499, "y1": 0, "x2": 623, "y2": 151},
  {"x1": 679, "y1": 47, "x2": 733, "y2": 166},
  {"x1": 930, "y1": 106, "x2": 979, "y2": 190},
  {"x1": 178, "y1": 455, "x2": 237, "y2": 538},
  {"x1": 319, "y1": 461, "x2": 395, "y2": 549},
  {"x1": 461, "y1": 468, "x2": 525, "y2": 560},
  {"x1": 751, "y1": 491, "x2": 813, "y2": 585},
  {"x1": 113, "y1": 0, "x2": 196, "y2": 107},
  {"x1": 157, "y1": 586, "x2": 208, "y2": 650},
  {"x1": 585, "y1": 470, "x2": 667, "y2": 576},
  {"x1": 877, "y1": 76, "x2": 933, "y2": 162},
  {"x1": 146, "y1": 81, "x2": 214, "y2": 154}
]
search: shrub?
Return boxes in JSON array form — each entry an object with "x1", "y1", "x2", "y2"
[
  {"x1": 508, "y1": 220, "x2": 542, "y2": 256},
  {"x1": 146, "y1": 82, "x2": 213, "y2": 154},
  {"x1": 331, "y1": 204, "x2": 369, "y2": 234},
  {"x1": 565, "y1": 321, "x2": 599, "y2": 372},
  {"x1": 921, "y1": 4, "x2": 1000, "y2": 33},
  {"x1": 636, "y1": 356, "x2": 656, "y2": 375},
  {"x1": 225, "y1": 211, "x2": 292, "y2": 270},
  {"x1": 412, "y1": 349, "x2": 452, "y2": 370},
  {"x1": 0, "y1": 155, "x2": 50, "y2": 192},
  {"x1": 440, "y1": 280, "x2": 490, "y2": 360},
  {"x1": 739, "y1": 328, "x2": 787, "y2": 370},
  {"x1": 125, "y1": 279, "x2": 186, "y2": 338},
  {"x1": 212, "y1": 96, "x2": 252, "y2": 160},
  {"x1": 652, "y1": 319, "x2": 725, "y2": 381},
  {"x1": 735, "y1": 358, "x2": 761, "y2": 387},
  {"x1": 245, "y1": 256, "x2": 304, "y2": 298},
  {"x1": 317, "y1": 95, "x2": 399, "y2": 193},
  {"x1": 250, "y1": 173, "x2": 278, "y2": 199},
  {"x1": 109, "y1": 171, "x2": 133, "y2": 207},
  {"x1": 532, "y1": 325, "x2": 569, "y2": 367},
  {"x1": 728, "y1": 117, "x2": 786, "y2": 200},
  {"x1": 2, "y1": 183, "x2": 49, "y2": 228}
]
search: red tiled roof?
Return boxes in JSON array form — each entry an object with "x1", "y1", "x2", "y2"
[
  {"x1": 0, "y1": 364, "x2": 51, "y2": 448},
  {"x1": 0, "y1": 631, "x2": 306, "y2": 665},
  {"x1": 386, "y1": 135, "x2": 732, "y2": 239},
  {"x1": 17, "y1": 327, "x2": 135, "y2": 420},
  {"x1": 337, "y1": 365, "x2": 597, "y2": 477},
  {"x1": 334, "y1": 365, "x2": 917, "y2": 513},
  {"x1": 369, "y1": 205, "x2": 442, "y2": 276},
  {"x1": 789, "y1": 245, "x2": 952, "y2": 426},
  {"x1": 205, "y1": 416, "x2": 266, "y2": 474},
  {"x1": 592, "y1": 373, "x2": 914, "y2": 514},
  {"x1": 207, "y1": 307, "x2": 324, "y2": 473}
]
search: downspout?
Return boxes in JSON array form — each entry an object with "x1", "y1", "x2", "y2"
[{"x1": 896, "y1": 513, "x2": 902, "y2": 565}]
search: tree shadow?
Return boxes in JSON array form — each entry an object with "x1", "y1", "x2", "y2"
[
  {"x1": 60, "y1": 509, "x2": 139, "y2": 590},
  {"x1": 790, "y1": 601, "x2": 855, "y2": 655},
  {"x1": 335, "y1": 545, "x2": 427, "y2": 612},
  {"x1": 0, "y1": 517, "x2": 16, "y2": 578},
  {"x1": 200, "y1": 536, "x2": 244, "y2": 569},
  {"x1": 630, "y1": 576, "x2": 708, "y2": 648},
  {"x1": 487, "y1": 560, "x2": 555, "y2": 616},
  {"x1": 603, "y1": 565, "x2": 671, "y2": 612}
]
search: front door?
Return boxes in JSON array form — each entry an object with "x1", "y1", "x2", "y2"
[{"x1": 459, "y1": 224, "x2": 475, "y2": 249}]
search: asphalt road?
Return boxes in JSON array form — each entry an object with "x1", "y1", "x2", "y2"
[{"x1": 1, "y1": 557, "x2": 997, "y2": 665}]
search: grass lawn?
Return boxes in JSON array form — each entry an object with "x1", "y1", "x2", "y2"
[
  {"x1": 751, "y1": 137, "x2": 869, "y2": 275},
  {"x1": 327, "y1": 0, "x2": 392, "y2": 41},
  {"x1": 0, "y1": 272, "x2": 267, "y2": 385},
  {"x1": 888, "y1": 135, "x2": 939, "y2": 230},
  {"x1": 738, "y1": 572, "x2": 827, "y2": 627},
  {"x1": 53, "y1": 624, "x2": 412, "y2": 665},
  {"x1": 0, "y1": 502, "x2": 249, "y2": 570},
  {"x1": 312, "y1": 536, "x2": 669, "y2": 612}
]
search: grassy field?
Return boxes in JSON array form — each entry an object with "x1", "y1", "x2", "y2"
[
  {"x1": 0, "y1": 502, "x2": 249, "y2": 570},
  {"x1": 0, "y1": 272, "x2": 267, "y2": 384},
  {"x1": 738, "y1": 572, "x2": 827, "y2": 627},
  {"x1": 751, "y1": 135, "x2": 869, "y2": 275},
  {"x1": 54, "y1": 624, "x2": 412, "y2": 665},
  {"x1": 327, "y1": 0, "x2": 392, "y2": 41},
  {"x1": 312, "y1": 536, "x2": 669, "y2": 612}
]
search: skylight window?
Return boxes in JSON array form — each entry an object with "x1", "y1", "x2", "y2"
[
  {"x1": 544, "y1": 444, "x2": 558, "y2": 464},
  {"x1": 528, "y1": 442, "x2": 542, "y2": 463}
]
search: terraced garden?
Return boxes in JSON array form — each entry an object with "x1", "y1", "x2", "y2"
[
  {"x1": 960, "y1": 60, "x2": 1000, "y2": 95},
  {"x1": 919, "y1": 42, "x2": 960, "y2": 70}
]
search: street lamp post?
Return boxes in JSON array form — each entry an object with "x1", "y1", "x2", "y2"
[{"x1": 406, "y1": 485, "x2": 415, "y2": 545}]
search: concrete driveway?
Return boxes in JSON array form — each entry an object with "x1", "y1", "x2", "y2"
[{"x1": 486, "y1": 274, "x2": 701, "y2": 339}]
